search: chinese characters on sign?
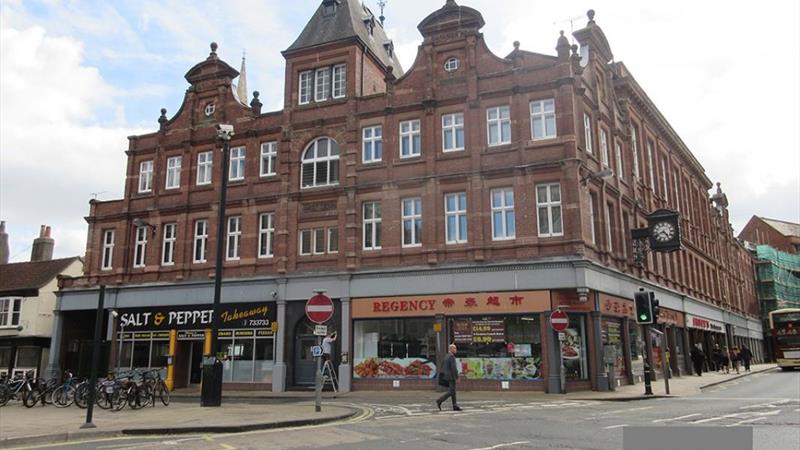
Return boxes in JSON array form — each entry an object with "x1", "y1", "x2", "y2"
[{"x1": 353, "y1": 290, "x2": 550, "y2": 319}]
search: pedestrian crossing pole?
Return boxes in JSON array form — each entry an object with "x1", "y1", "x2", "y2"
[{"x1": 642, "y1": 323, "x2": 654, "y2": 396}]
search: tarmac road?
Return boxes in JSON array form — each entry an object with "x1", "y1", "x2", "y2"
[{"x1": 14, "y1": 369, "x2": 800, "y2": 450}]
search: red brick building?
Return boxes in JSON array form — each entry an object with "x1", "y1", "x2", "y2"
[
  {"x1": 53, "y1": 1, "x2": 763, "y2": 393},
  {"x1": 739, "y1": 216, "x2": 800, "y2": 255}
]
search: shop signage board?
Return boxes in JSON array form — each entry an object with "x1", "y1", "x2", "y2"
[
  {"x1": 117, "y1": 302, "x2": 275, "y2": 331},
  {"x1": 453, "y1": 319, "x2": 473, "y2": 343},
  {"x1": 551, "y1": 310, "x2": 569, "y2": 332},
  {"x1": 306, "y1": 294, "x2": 334, "y2": 324},
  {"x1": 352, "y1": 290, "x2": 550, "y2": 318},
  {"x1": 685, "y1": 314, "x2": 725, "y2": 333}
]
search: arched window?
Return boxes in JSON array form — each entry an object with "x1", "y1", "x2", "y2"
[{"x1": 301, "y1": 137, "x2": 340, "y2": 188}]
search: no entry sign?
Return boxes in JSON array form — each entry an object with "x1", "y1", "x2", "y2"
[
  {"x1": 306, "y1": 294, "x2": 334, "y2": 325},
  {"x1": 550, "y1": 309, "x2": 569, "y2": 332}
]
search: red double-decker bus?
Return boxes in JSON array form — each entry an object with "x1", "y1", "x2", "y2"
[{"x1": 769, "y1": 308, "x2": 800, "y2": 370}]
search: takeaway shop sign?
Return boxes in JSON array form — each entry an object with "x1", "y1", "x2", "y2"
[
  {"x1": 117, "y1": 302, "x2": 275, "y2": 331},
  {"x1": 685, "y1": 314, "x2": 725, "y2": 333},
  {"x1": 352, "y1": 291, "x2": 550, "y2": 318}
]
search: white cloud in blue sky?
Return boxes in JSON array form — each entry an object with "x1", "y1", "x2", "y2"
[{"x1": 1, "y1": 0, "x2": 798, "y2": 261}]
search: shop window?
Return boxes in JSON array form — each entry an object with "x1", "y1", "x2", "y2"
[
  {"x1": 151, "y1": 341, "x2": 169, "y2": 368},
  {"x1": 0, "y1": 347, "x2": 11, "y2": 368},
  {"x1": 629, "y1": 320, "x2": 645, "y2": 382},
  {"x1": 255, "y1": 339, "x2": 274, "y2": 383},
  {"x1": 15, "y1": 347, "x2": 39, "y2": 368},
  {"x1": 449, "y1": 316, "x2": 542, "y2": 381},
  {"x1": 232, "y1": 339, "x2": 255, "y2": 383},
  {"x1": 132, "y1": 341, "x2": 150, "y2": 368},
  {"x1": 602, "y1": 318, "x2": 626, "y2": 381},
  {"x1": 221, "y1": 334, "x2": 275, "y2": 383},
  {"x1": 562, "y1": 315, "x2": 589, "y2": 380},
  {"x1": 120, "y1": 340, "x2": 133, "y2": 368},
  {"x1": 353, "y1": 319, "x2": 437, "y2": 379}
]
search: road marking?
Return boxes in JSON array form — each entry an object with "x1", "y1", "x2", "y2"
[
  {"x1": 691, "y1": 413, "x2": 743, "y2": 424},
  {"x1": 469, "y1": 441, "x2": 531, "y2": 450},
  {"x1": 652, "y1": 413, "x2": 701, "y2": 423},
  {"x1": 740, "y1": 399, "x2": 793, "y2": 409},
  {"x1": 219, "y1": 445, "x2": 237, "y2": 450},
  {"x1": 603, "y1": 424, "x2": 627, "y2": 429},
  {"x1": 726, "y1": 417, "x2": 767, "y2": 427},
  {"x1": 596, "y1": 406, "x2": 653, "y2": 416}
]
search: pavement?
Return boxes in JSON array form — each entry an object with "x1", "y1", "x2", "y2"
[
  {"x1": 0, "y1": 363, "x2": 778, "y2": 449},
  {"x1": 0, "y1": 402, "x2": 360, "y2": 449}
]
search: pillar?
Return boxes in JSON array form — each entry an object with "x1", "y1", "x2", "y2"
[
  {"x1": 45, "y1": 309, "x2": 64, "y2": 378},
  {"x1": 544, "y1": 311, "x2": 562, "y2": 394},
  {"x1": 682, "y1": 327, "x2": 692, "y2": 375},
  {"x1": 622, "y1": 317, "x2": 634, "y2": 384},
  {"x1": 591, "y1": 310, "x2": 609, "y2": 391},
  {"x1": 338, "y1": 297, "x2": 352, "y2": 393},
  {"x1": 166, "y1": 329, "x2": 177, "y2": 391},
  {"x1": 204, "y1": 329, "x2": 212, "y2": 355},
  {"x1": 272, "y1": 298, "x2": 287, "y2": 393}
]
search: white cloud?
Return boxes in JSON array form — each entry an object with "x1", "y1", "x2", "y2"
[{"x1": 0, "y1": 25, "x2": 147, "y2": 261}]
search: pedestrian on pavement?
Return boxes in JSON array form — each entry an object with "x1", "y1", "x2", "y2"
[
  {"x1": 690, "y1": 343, "x2": 705, "y2": 376},
  {"x1": 730, "y1": 347, "x2": 741, "y2": 374},
  {"x1": 436, "y1": 343, "x2": 462, "y2": 412},
  {"x1": 740, "y1": 345, "x2": 753, "y2": 372},
  {"x1": 721, "y1": 346, "x2": 731, "y2": 374},
  {"x1": 712, "y1": 345, "x2": 723, "y2": 372}
]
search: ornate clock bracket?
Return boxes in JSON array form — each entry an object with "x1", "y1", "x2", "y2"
[{"x1": 631, "y1": 227, "x2": 651, "y2": 268}]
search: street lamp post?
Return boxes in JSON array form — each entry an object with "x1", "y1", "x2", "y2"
[{"x1": 201, "y1": 124, "x2": 234, "y2": 407}]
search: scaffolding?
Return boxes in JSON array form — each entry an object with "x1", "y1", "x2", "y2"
[{"x1": 755, "y1": 245, "x2": 800, "y2": 313}]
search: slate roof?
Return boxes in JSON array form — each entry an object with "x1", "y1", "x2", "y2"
[
  {"x1": 0, "y1": 257, "x2": 82, "y2": 296},
  {"x1": 285, "y1": 0, "x2": 404, "y2": 75},
  {"x1": 760, "y1": 217, "x2": 800, "y2": 238}
]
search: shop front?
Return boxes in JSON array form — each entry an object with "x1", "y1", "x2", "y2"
[
  {"x1": 114, "y1": 302, "x2": 276, "y2": 389},
  {"x1": 655, "y1": 307, "x2": 687, "y2": 377},
  {"x1": 351, "y1": 291, "x2": 550, "y2": 391},
  {"x1": 685, "y1": 313, "x2": 727, "y2": 372},
  {"x1": 598, "y1": 294, "x2": 635, "y2": 388}
]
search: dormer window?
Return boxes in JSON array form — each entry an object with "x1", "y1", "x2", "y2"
[
  {"x1": 383, "y1": 41, "x2": 394, "y2": 58},
  {"x1": 444, "y1": 57, "x2": 459, "y2": 73},
  {"x1": 322, "y1": 0, "x2": 338, "y2": 16},
  {"x1": 299, "y1": 64, "x2": 346, "y2": 105}
]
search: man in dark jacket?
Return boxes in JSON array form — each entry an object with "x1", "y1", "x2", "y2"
[
  {"x1": 690, "y1": 343, "x2": 705, "y2": 376},
  {"x1": 740, "y1": 345, "x2": 753, "y2": 372},
  {"x1": 436, "y1": 344, "x2": 462, "y2": 411}
]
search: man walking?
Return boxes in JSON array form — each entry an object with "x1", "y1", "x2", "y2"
[
  {"x1": 740, "y1": 345, "x2": 753, "y2": 372},
  {"x1": 436, "y1": 344, "x2": 462, "y2": 411},
  {"x1": 690, "y1": 343, "x2": 705, "y2": 376}
]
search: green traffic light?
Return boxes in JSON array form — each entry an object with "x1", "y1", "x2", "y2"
[{"x1": 640, "y1": 314, "x2": 648, "y2": 321}]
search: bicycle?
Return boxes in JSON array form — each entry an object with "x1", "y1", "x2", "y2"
[
  {"x1": 113, "y1": 370, "x2": 151, "y2": 411},
  {"x1": 0, "y1": 371, "x2": 37, "y2": 407},
  {"x1": 52, "y1": 371, "x2": 82, "y2": 408},
  {"x1": 145, "y1": 369, "x2": 170, "y2": 407}
]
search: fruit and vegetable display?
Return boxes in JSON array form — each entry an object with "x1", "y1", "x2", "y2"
[
  {"x1": 353, "y1": 357, "x2": 436, "y2": 378},
  {"x1": 457, "y1": 357, "x2": 542, "y2": 380}
]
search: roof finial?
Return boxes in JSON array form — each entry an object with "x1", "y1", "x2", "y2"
[
  {"x1": 377, "y1": 0, "x2": 387, "y2": 25},
  {"x1": 513, "y1": 41, "x2": 520, "y2": 50},
  {"x1": 237, "y1": 49, "x2": 248, "y2": 104},
  {"x1": 445, "y1": 0, "x2": 457, "y2": 7},
  {"x1": 209, "y1": 42, "x2": 218, "y2": 58},
  {"x1": 158, "y1": 108, "x2": 168, "y2": 130},
  {"x1": 587, "y1": 9, "x2": 596, "y2": 24}
]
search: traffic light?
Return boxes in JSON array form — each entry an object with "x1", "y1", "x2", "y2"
[
  {"x1": 650, "y1": 292, "x2": 660, "y2": 325},
  {"x1": 635, "y1": 290, "x2": 653, "y2": 324}
]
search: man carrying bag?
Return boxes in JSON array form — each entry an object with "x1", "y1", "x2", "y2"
[{"x1": 436, "y1": 344, "x2": 462, "y2": 411}]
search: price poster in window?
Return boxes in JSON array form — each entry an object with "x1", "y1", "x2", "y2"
[
  {"x1": 453, "y1": 319, "x2": 473, "y2": 344},
  {"x1": 471, "y1": 319, "x2": 505, "y2": 344}
]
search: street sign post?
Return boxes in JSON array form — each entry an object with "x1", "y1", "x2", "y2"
[
  {"x1": 306, "y1": 292, "x2": 333, "y2": 413},
  {"x1": 551, "y1": 309, "x2": 569, "y2": 332},
  {"x1": 306, "y1": 294, "x2": 334, "y2": 325},
  {"x1": 311, "y1": 345, "x2": 323, "y2": 357},
  {"x1": 314, "y1": 325, "x2": 328, "y2": 336},
  {"x1": 551, "y1": 309, "x2": 569, "y2": 394}
]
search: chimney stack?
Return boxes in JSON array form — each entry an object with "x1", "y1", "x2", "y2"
[
  {"x1": 31, "y1": 224, "x2": 54, "y2": 262},
  {"x1": 0, "y1": 221, "x2": 8, "y2": 264}
]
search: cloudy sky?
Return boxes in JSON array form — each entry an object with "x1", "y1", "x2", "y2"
[{"x1": 1, "y1": 0, "x2": 798, "y2": 262}]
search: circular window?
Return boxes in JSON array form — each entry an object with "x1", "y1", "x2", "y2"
[
  {"x1": 444, "y1": 57, "x2": 459, "y2": 73},
  {"x1": 204, "y1": 102, "x2": 216, "y2": 117}
]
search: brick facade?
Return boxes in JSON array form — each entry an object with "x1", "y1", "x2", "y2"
[{"x1": 65, "y1": 2, "x2": 758, "y2": 322}]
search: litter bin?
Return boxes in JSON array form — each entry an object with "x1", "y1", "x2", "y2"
[{"x1": 201, "y1": 359, "x2": 223, "y2": 407}]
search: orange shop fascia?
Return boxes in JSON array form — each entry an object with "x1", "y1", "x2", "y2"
[{"x1": 351, "y1": 291, "x2": 551, "y2": 319}]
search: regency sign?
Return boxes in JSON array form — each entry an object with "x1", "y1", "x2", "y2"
[
  {"x1": 116, "y1": 302, "x2": 275, "y2": 331},
  {"x1": 351, "y1": 291, "x2": 550, "y2": 318},
  {"x1": 685, "y1": 314, "x2": 725, "y2": 333}
]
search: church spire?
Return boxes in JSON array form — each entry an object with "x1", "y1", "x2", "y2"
[{"x1": 237, "y1": 50, "x2": 248, "y2": 105}]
